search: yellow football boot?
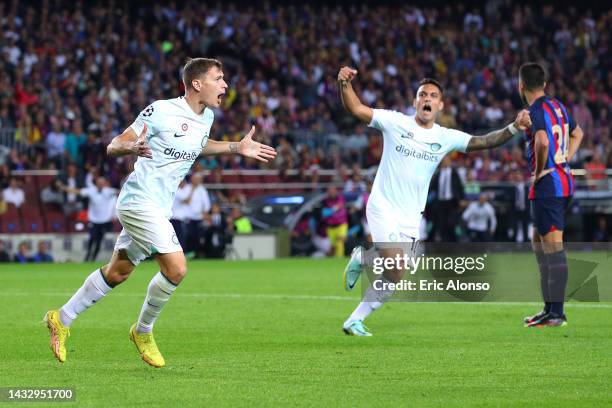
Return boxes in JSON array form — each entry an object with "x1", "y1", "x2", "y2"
[{"x1": 129, "y1": 324, "x2": 165, "y2": 368}]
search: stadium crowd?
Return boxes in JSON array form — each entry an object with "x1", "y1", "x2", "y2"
[{"x1": 0, "y1": 1, "x2": 610, "y2": 256}]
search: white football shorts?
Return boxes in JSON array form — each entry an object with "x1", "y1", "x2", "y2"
[
  {"x1": 366, "y1": 205, "x2": 421, "y2": 243},
  {"x1": 114, "y1": 208, "x2": 182, "y2": 265}
]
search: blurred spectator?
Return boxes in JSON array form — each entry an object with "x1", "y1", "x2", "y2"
[
  {"x1": 14, "y1": 241, "x2": 32, "y2": 263},
  {"x1": 0, "y1": 195, "x2": 6, "y2": 215},
  {"x1": 229, "y1": 207, "x2": 252, "y2": 234},
  {"x1": 46, "y1": 120, "x2": 66, "y2": 166},
  {"x1": 311, "y1": 212, "x2": 332, "y2": 258},
  {"x1": 509, "y1": 170, "x2": 530, "y2": 242},
  {"x1": 184, "y1": 173, "x2": 211, "y2": 255},
  {"x1": 203, "y1": 203, "x2": 230, "y2": 258},
  {"x1": 60, "y1": 163, "x2": 84, "y2": 215},
  {"x1": 60, "y1": 176, "x2": 117, "y2": 261},
  {"x1": 65, "y1": 120, "x2": 87, "y2": 165},
  {"x1": 322, "y1": 186, "x2": 348, "y2": 257},
  {"x1": 430, "y1": 156, "x2": 465, "y2": 242},
  {"x1": 462, "y1": 193, "x2": 497, "y2": 242},
  {"x1": 32, "y1": 241, "x2": 54, "y2": 263},
  {"x1": 584, "y1": 152, "x2": 606, "y2": 181},
  {"x1": 291, "y1": 215, "x2": 315, "y2": 257},
  {"x1": 40, "y1": 178, "x2": 65, "y2": 210},
  {"x1": 0, "y1": 240, "x2": 10, "y2": 262},
  {"x1": 3, "y1": 177, "x2": 25, "y2": 208},
  {"x1": 171, "y1": 179, "x2": 191, "y2": 248},
  {"x1": 592, "y1": 216, "x2": 610, "y2": 242},
  {"x1": 343, "y1": 166, "x2": 367, "y2": 194}
]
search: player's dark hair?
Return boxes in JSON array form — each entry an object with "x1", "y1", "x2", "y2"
[
  {"x1": 418, "y1": 78, "x2": 444, "y2": 95},
  {"x1": 519, "y1": 62, "x2": 548, "y2": 91},
  {"x1": 182, "y1": 58, "x2": 223, "y2": 90}
]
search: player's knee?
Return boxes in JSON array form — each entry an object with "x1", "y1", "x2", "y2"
[
  {"x1": 104, "y1": 262, "x2": 134, "y2": 286},
  {"x1": 174, "y1": 262, "x2": 188, "y2": 280},
  {"x1": 162, "y1": 261, "x2": 187, "y2": 284}
]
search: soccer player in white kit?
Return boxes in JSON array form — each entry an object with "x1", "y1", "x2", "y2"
[
  {"x1": 44, "y1": 58, "x2": 277, "y2": 366},
  {"x1": 337, "y1": 66, "x2": 531, "y2": 336}
]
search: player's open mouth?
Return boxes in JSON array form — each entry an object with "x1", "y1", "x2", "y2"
[
  {"x1": 423, "y1": 105, "x2": 432, "y2": 112},
  {"x1": 217, "y1": 93, "x2": 225, "y2": 103}
]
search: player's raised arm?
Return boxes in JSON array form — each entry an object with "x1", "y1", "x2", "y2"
[
  {"x1": 465, "y1": 110, "x2": 531, "y2": 152},
  {"x1": 202, "y1": 126, "x2": 277, "y2": 163},
  {"x1": 107, "y1": 124, "x2": 152, "y2": 158},
  {"x1": 338, "y1": 66, "x2": 373, "y2": 124}
]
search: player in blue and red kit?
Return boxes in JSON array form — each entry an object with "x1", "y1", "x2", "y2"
[{"x1": 519, "y1": 62, "x2": 584, "y2": 327}]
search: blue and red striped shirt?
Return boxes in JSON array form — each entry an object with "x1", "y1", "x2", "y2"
[{"x1": 524, "y1": 95, "x2": 577, "y2": 200}]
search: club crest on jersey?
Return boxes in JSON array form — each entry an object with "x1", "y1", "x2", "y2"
[
  {"x1": 427, "y1": 142, "x2": 442, "y2": 152},
  {"x1": 181, "y1": 123, "x2": 188, "y2": 131}
]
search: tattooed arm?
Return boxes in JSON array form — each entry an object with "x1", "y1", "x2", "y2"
[
  {"x1": 201, "y1": 126, "x2": 277, "y2": 163},
  {"x1": 338, "y1": 66, "x2": 373, "y2": 124},
  {"x1": 466, "y1": 110, "x2": 532, "y2": 152}
]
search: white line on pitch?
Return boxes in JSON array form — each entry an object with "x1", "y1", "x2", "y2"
[{"x1": 2, "y1": 291, "x2": 611, "y2": 308}]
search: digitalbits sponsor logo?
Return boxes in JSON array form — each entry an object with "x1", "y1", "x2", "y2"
[
  {"x1": 395, "y1": 144, "x2": 440, "y2": 162},
  {"x1": 163, "y1": 147, "x2": 199, "y2": 161}
]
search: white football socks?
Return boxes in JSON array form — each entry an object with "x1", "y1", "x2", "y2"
[
  {"x1": 136, "y1": 272, "x2": 177, "y2": 333},
  {"x1": 60, "y1": 269, "x2": 113, "y2": 327},
  {"x1": 344, "y1": 276, "x2": 395, "y2": 326}
]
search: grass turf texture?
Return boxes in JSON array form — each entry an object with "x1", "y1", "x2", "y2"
[{"x1": 0, "y1": 256, "x2": 610, "y2": 407}]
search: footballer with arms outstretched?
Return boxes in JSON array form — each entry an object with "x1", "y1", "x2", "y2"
[
  {"x1": 44, "y1": 58, "x2": 277, "y2": 367},
  {"x1": 338, "y1": 66, "x2": 531, "y2": 336}
]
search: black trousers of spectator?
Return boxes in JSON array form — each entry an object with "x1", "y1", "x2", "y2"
[
  {"x1": 170, "y1": 219, "x2": 187, "y2": 249},
  {"x1": 435, "y1": 200, "x2": 459, "y2": 242},
  {"x1": 510, "y1": 209, "x2": 530, "y2": 242},
  {"x1": 204, "y1": 227, "x2": 229, "y2": 258},
  {"x1": 185, "y1": 220, "x2": 205, "y2": 255},
  {"x1": 85, "y1": 222, "x2": 112, "y2": 262},
  {"x1": 467, "y1": 228, "x2": 491, "y2": 242}
]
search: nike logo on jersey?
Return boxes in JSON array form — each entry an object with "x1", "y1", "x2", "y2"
[{"x1": 174, "y1": 133, "x2": 187, "y2": 138}]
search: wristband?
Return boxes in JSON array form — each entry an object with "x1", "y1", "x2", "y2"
[{"x1": 507, "y1": 123, "x2": 519, "y2": 136}]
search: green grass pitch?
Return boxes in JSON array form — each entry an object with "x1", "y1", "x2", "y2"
[{"x1": 0, "y1": 256, "x2": 610, "y2": 407}]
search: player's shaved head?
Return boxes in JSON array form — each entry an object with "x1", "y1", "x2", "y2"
[
  {"x1": 519, "y1": 62, "x2": 547, "y2": 91},
  {"x1": 183, "y1": 58, "x2": 223, "y2": 90}
]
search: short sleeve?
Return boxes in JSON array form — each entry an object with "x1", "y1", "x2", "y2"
[
  {"x1": 530, "y1": 106, "x2": 547, "y2": 133},
  {"x1": 566, "y1": 109, "x2": 577, "y2": 133},
  {"x1": 368, "y1": 109, "x2": 401, "y2": 132},
  {"x1": 128, "y1": 101, "x2": 159, "y2": 136},
  {"x1": 441, "y1": 127, "x2": 472, "y2": 153}
]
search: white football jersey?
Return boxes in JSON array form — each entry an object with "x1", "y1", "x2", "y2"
[
  {"x1": 367, "y1": 109, "x2": 472, "y2": 236},
  {"x1": 117, "y1": 97, "x2": 214, "y2": 218}
]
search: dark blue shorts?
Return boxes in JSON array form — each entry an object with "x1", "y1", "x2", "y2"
[{"x1": 530, "y1": 197, "x2": 571, "y2": 236}]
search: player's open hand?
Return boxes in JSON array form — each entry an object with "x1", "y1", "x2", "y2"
[
  {"x1": 238, "y1": 126, "x2": 277, "y2": 163},
  {"x1": 132, "y1": 124, "x2": 152, "y2": 158},
  {"x1": 514, "y1": 109, "x2": 532, "y2": 131},
  {"x1": 338, "y1": 67, "x2": 358, "y2": 85}
]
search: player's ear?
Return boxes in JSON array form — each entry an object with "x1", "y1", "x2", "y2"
[
  {"x1": 412, "y1": 98, "x2": 417, "y2": 109},
  {"x1": 438, "y1": 100, "x2": 444, "y2": 112},
  {"x1": 191, "y1": 79, "x2": 201, "y2": 92}
]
